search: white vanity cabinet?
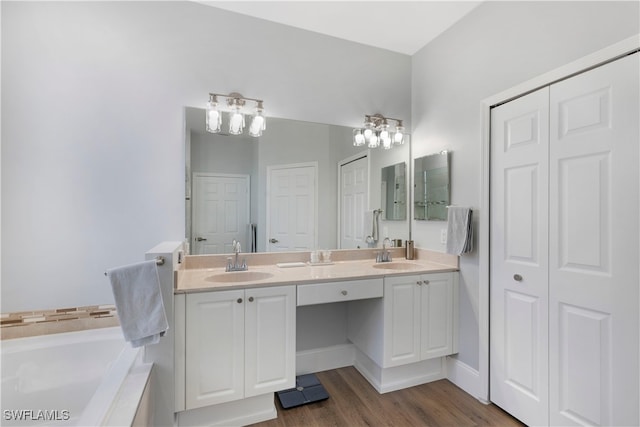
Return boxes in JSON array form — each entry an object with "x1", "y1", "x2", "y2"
[
  {"x1": 384, "y1": 272, "x2": 458, "y2": 366},
  {"x1": 183, "y1": 285, "x2": 296, "y2": 410},
  {"x1": 348, "y1": 272, "x2": 458, "y2": 370}
]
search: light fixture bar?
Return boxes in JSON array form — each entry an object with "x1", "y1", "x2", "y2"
[
  {"x1": 205, "y1": 92, "x2": 266, "y2": 137},
  {"x1": 353, "y1": 113, "x2": 406, "y2": 148}
]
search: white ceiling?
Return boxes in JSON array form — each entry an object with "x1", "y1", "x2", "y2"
[{"x1": 196, "y1": 1, "x2": 483, "y2": 55}]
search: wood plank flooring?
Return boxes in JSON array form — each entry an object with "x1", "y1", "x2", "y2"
[{"x1": 252, "y1": 367, "x2": 524, "y2": 427}]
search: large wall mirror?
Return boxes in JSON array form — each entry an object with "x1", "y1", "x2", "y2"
[
  {"x1": 185, "y1": 107, "x2": 411, "y2": 254},
  {"x1": 414, "y1": 151, "x2": 450, "y2": 221}
]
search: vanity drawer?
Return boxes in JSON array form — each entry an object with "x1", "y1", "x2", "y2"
[{"x1": 297, "y1": 278, "x2": 383, "y2": 306}]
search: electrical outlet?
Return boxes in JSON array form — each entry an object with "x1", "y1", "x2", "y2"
[{"x1": 440, "y1": 229, "x2": 447, "y2": 244}]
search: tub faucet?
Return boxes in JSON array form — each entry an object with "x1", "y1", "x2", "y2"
[
  {"x1": 226, "y1": 240, "x2": 248, "y2": 272},
  {"x1": 376, "y1": 238, "x2": 393, "y2": 263}
]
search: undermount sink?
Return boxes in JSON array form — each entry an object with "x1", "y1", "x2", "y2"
[
  {"x1": 372, "y1": 262, "x2": 423, "y2": 271},
  {"x1": 206, "y1": 271, "x2": 274, "y2": 283}
]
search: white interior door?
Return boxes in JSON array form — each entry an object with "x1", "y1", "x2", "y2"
[
  {"x1": 340, "y1": 155, "x2": 368, "y2": 249},
  {"x1": 490, "y1": 87, "x2": 550, "y2": 426},
  {"x1": 192, "y1": 174, "x2": 249, "y2": 255},
  {"x1": 266, "y1": 163, "x2": 317, "y2": 252},
  {"x1": 491, "y1": 52, "x2": 639, "y2": 427},
  {"x1": 548, "y1": 52, "x2": 639, "y2": 427}
]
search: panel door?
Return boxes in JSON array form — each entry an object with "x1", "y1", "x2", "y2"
[
  {"x1": 420, "y1": 272, "x2": 455, "y2": 360},
  {"x1": 185, "y1": 290, "x2": 245, "y2": 409},
  {"x1": 383, "y1": 275, "x2": 421, "y2": 367},
  {"x1": 266, "y1": 164, "x2": 317, "y2": 251},
  {"x1": 340, "y1": 156, "x2": 369, "y2": 249},
  {"x1": 490, "y1": 87, "x2": 550, "y2": 426},
  {"x1": 244, "y1": 285, "x2": 296, "y2": 398},
  {"x1": 548, "y1": 53, "x2": 639, "y2": 427},
  {"x1": 192, "y1": 174, "x2": 249, "y2": 255}
]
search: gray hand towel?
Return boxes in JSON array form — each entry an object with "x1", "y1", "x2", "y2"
[
  {"x1": 446, "y1": 207, "x2": 473, "y2": 255},
  {"x1": 107, "y1": 260, "x2": 169, "y2": 347}
]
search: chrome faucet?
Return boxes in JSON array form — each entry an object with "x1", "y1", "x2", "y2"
[
  {"x1": 376, "y1": 238, "x2": 393, "y2": 263},
  {"x1": 226, "y1": 240, "x2": 248, "y2": 272}
]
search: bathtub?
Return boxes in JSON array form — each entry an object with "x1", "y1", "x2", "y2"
[{"x1": 1, "y1": 327, "x2": 152, "y2": 426}]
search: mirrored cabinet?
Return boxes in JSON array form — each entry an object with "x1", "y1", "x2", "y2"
[{"x1": 414, "y1": 151, "x2": 450, "y2": 221}]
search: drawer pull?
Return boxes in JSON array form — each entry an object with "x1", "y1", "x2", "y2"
[
  {"x1": 237, "y1": 298, "x2": 243, "y2": 304},
  {"x1": 341, "y1": 290, "x2": 348, "y2": 296},
  {"x1": 514, "y1": 274, "x2": 523, "y2": 282}
]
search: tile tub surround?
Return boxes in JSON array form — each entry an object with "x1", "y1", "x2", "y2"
[
  {"x1": 178, "y1": 248, "x2": 459, "y2": 292},
  {"x1": 0, "y1": 305, "x2": 119, "y2": 340}
]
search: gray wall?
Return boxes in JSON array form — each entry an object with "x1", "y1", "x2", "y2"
[
  {"x1": 1, "y1": 1, "x2": 411, "y2": 312},
  {"x1": 411, "y1": 1, "x2": 639, "y2": 370}
]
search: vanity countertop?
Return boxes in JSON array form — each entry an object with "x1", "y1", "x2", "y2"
[{"x1": 175, "y1": 257, "x2": 458, "y2": 293}]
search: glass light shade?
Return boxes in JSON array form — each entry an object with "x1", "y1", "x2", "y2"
[
  {"x1": 368, "y1": 133, "x2": 379, "y2": 148},
  {"x1": 381, "y1": 134, "x2": 392, "y2": 149},
  {"x1": 353, "y1": 129, "x2": 365, "y2": 146},
  {"x1": 205, "y1": 101, "x2": 221, "y2": 133},
  {"x1": 379, "y1": 124, "x2": 390, "y2": 141},
  {"x1": 228, "y1": 110, "x2": 245, "y2": 135},
  {"x1": 249, "y1": 112, "x2": 265, "y2": 137},
  {"x1": 394, "y1": 126, "x2": 405, "y2": 145},
  {"x1": 363, "y1": 122, "x2": 375, "y2": 141}
]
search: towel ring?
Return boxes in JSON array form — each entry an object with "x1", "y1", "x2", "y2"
[{"x1": 104, "y1": 256, "x2": 165, "y2": 276}]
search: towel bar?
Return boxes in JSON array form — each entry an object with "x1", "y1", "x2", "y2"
[{"x1": 104, "y1": 256, "x2": 165, "y2": 276}]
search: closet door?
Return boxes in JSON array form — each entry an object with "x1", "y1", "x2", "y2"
[
  {"x1": 490, "y1": 87, "x2": 550, "y2": 426},
  {"x1": 548, "y1": 53, "x2": 639, "y2": 426}
]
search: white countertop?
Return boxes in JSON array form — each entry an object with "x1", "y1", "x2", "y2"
[{"x1": 176, "y1": 258, "x2": 458, "y2": 293}]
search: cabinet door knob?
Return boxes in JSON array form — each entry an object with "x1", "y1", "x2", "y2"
[
  {"x1": 341, "y1": 290, "x2": 348, "y2": 296},
  {"x1": 513, "y1": 274, "x2": 523, "y2": 282},
  {"x1": 269, "y1": 238, "x2": 279, "y2": 243},
  {"x1": 248, "y1": 296, "x2": 254, "y2": 302},
  {"x1": 237, "y1": 298, "x2": 243, "y2": 304},
  {"x1": 423, "y1": 280, "x2": 429, "y2": 285},
  {"x1": 417, "y1": 281, "x2": 423, "y2": 286}
]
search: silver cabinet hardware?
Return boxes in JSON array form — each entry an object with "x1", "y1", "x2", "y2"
[
  {"x1": 423, "y1": 280, "x2": 430, "y2": 285},
  {"x1": 417, "y1": 280, "x2": 423, "y2": 285},
  {"x1": 269, "y1": 238, "x2": 279, "y2": 243},
  {"x1": 248, "y1": 296, "x2": 254, "y2": 302},
  {"x1": 237, "y1": 298, "x2": 243, "y2": 304},
  {"x1": 514, "y1": 274, "x2": 523, "y2": 282},
  {"x1": 341, "y1": 290, "x2": 348, "y2": 296},
  {"x1": 196, "y1": 237, "x2": 207, "y2": 241}
]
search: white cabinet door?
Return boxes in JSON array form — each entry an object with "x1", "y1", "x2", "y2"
[
  {"x1": 244, "y1": 286, "x2": 296, "y2": 398},
  {"x1": 383, "y1": 273, "x2": 457, "y2": 368},
  {"x1": 185, "y1": 285, "x2": 296, "y2": 410},
  {"x1": 185, "y1": 290, "x2": 245, "y2": 409},
  {"x1": 420, "y1": 272, "x2": 456, "y2": 360},
  {"x1": 383, "y1": 275, "x2": 421, "y2": 367}
]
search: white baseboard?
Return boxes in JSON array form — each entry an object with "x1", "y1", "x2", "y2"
[
  {"x1": 176, "y1": 393, "x2": 276, "y2": 426},
  {"x1": 445, "y1": 356, "x2": 486, "y2": 403},
  {"x1": 296, "y1": 343, "x2": 355, "y2": 374}
]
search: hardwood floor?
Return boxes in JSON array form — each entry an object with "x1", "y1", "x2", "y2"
[{"x1": 252, "y1": 367, "x2": 524, "y2": 427}]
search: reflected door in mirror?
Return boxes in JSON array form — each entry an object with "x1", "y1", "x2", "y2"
[
  {"x1": 381, "y1": 162, "x2": 406, "y2": 221},
  {"x1": 267, "y1": 163, "x2": 317, "y2": 251},
  {"x1": 340, "y1": 156, "x2": 369, "y2": 249},
  {"x1": 192, "y1": 174, "x2": 250, "y2": 254}
]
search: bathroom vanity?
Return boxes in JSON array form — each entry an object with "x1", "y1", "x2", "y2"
[{"x1": 172, "y1": 249, "x2": 458, "y2": 426}]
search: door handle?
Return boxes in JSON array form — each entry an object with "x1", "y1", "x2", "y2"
[
  {"x1": 269, "y1": 238, "x2": 279, "y2": 243},
  {"x1": 196, "y1": 237, "x2": 207, "y2": 242}
]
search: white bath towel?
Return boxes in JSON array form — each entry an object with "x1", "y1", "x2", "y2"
[
  {"x1": 446, "y1": 207, "x2": 473, "y2": 255},
  {"x1": 106, "y1": 260, "x2": 169, "y2": 348}
]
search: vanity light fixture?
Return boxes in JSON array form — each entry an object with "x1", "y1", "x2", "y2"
[
  {"x1": 205, "y1": 92, "x2": 266, "y2": 137},
  {"x1": 353, "y1": 114, "x2": 405, "y2": 149}
]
